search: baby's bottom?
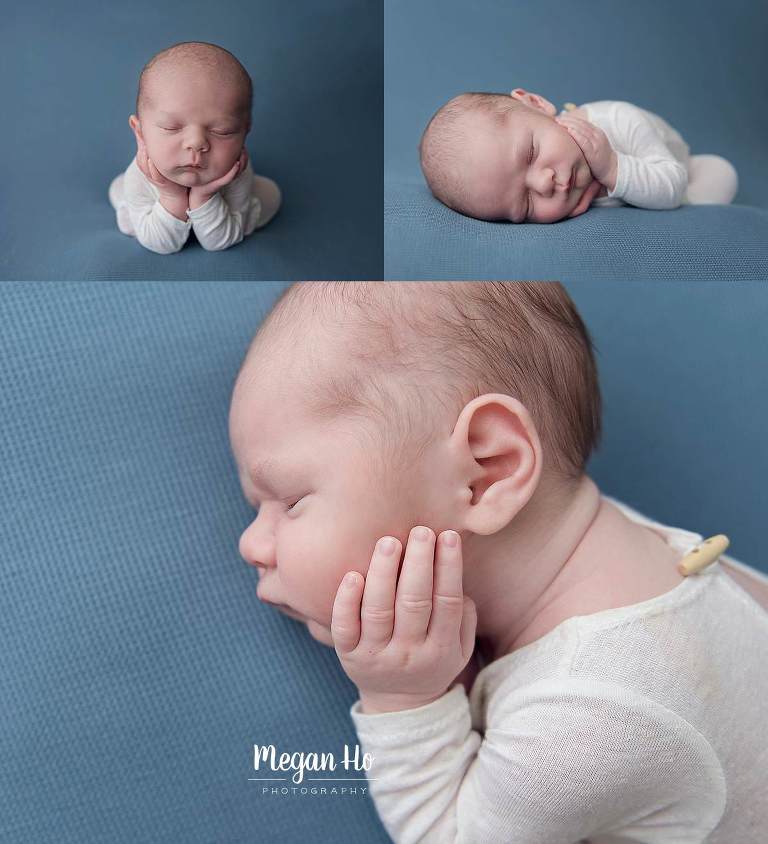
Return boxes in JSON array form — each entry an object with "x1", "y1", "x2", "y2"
[
  {"x1": 107, "y1": 173, "x2": 282, "y2": 237},
  {"x1": 684, "y1": 154, "x2": 738, "y2": 205}
]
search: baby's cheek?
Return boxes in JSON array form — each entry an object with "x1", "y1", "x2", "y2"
[{"x1": 306, "y1": 619, "x2": 335, "y2": 648}]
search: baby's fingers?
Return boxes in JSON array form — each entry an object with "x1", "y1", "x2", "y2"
[
  {"x1": 427, "y1": 531, "x2": 466, "y2": 647},
  {"x1": 359, "y1": 536, "x2": 401, "y2": 649},
  {"x1": 459, "y1": 597, "x2": 477, "y2": 662},
  {"x1": 331, "y1": 572, "x2": 364, "y2": 655}
]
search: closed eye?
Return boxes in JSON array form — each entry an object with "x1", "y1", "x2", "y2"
[{"x1": 284, "y1": 496, "x2": 304, "y2": 512}]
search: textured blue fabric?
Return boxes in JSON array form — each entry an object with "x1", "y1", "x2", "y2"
[
  {"x1": 385, "y1": 0, "x2": 768, "y2": 280},
  {"x1": 0, "y1": 0, "x2": 383, "y2": 280},
  {"x1": 0, "y1": 282, "x2": 388, "y2": 844},
  {"x1": 2, "y1": 281, "x2": 766, "y2": 842},
  {"x1": 386, "y1": 184, "x2": 768, "y2": 281},
  {"x1": 568, "y1": 281, "x2": 768, "y2": 569}
]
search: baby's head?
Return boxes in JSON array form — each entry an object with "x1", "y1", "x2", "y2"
[
  {"x1": 128, "y1": 41, "x2": 252, "y2": 188},
  {"x1": 229, "y1": 282, "x2": 601, "y2": 647},
  {"x1": 420, "y1": 89, "x2": 599, "y2": 223}
]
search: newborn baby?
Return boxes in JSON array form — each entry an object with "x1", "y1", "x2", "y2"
[
  {"x1": 420, "y1": 88, "x2": 739, "y2": 222},
  {"x1": 108, "y1": 41, "x2": 281, "y2": 254},
  {"x1": 229, "y1": 282, "x2": 768, "y2": 843}
]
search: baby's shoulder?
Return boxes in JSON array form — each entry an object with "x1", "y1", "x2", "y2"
[
  {"x1": 122, "y1": 157, "x2": 156, "y2": 195},
  {"x1": 583, "y1": 99, "x2": 645, "y2": 121}
]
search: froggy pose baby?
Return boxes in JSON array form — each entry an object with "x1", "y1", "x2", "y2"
[
  {"x1": 109, "y1": 41, "x2": 281, "y2": 254},
  {"x1": 229, "y1": 282, "x2": 768, "y2": 843},
  {"x1": 420, "y1": 88, "x2": 739, "y2": 222}
]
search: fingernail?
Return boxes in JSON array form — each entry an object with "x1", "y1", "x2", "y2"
[
  {"x1": 414, "y1": 527, "x2": 430, "y2": 541},
  {"x1": 344, "y1": 572, "x2": 358, "y2": 587},
  {"x1": 379, "y1": 537, "x2": 396, "y2": 555},
  {"x1": 442, "y1": 531, "x2": 459, "y2": 548}
]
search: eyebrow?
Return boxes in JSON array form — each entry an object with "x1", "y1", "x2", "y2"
[
  {"x1": 156, "y1": 110, "x2": 238, "y2": 124},
  {"x1": 247, "y1": 458, "x2": 283, "y2": 496}
]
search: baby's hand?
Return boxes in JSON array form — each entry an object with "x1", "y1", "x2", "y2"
[
  {"x1": 331, "y1": 526, "x2": 477, "y2": 714},
  {"x1": 555, "y1": 114, "x2": 618, "y2": 191},
  {"x1": 135, "y1": 141, "x2": 188, "y2": 200},
  {"x1": 189, "y1": 148, "x2": 249, "y2": 208}
]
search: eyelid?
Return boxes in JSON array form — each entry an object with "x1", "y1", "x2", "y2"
[
  {"x1": 283, "y1": 495, "x2": 304, "y2": 512},
  {"x1": 158, "y1": 126, "x2": 237, "y2": 134}
]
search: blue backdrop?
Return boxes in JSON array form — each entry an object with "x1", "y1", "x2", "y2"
[
  {"x1": 0, "y1": 0, "x2": 383, "y2": 280},
  {"x1": 384, "y1": 0, "x2": 768, "y2": 281},
  {"x1": 1, "y1": 280, "x2": 766, "y2": 842}
]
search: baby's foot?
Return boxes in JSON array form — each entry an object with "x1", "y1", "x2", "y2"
[{"x1": 252, "y1": 175, "x2": 282, "y2": 229}]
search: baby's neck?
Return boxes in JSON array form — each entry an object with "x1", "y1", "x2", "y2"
[{"x1": 470, "y1": 475, "x2": 682, "y2": 664}]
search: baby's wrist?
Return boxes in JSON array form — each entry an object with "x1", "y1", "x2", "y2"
[
  {"x1": 602, "y1": 153, "x2": 618, "y2": 192},
  {"x1": 188, "y1": 186, "x2": 216, "y2": 209},
  {"x1": 359, "y1": 690, "x2": 446, "y2": 714}
]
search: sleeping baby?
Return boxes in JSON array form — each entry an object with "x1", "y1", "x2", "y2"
[
  {"x1": 229, "y1": 281, "x2": 767, "y2": 843},
  {"x1": 108, "y1": 41, "x2": 281, "y2": 254},
  {"x1": 420, "y1": 88, "x2": 739, "y2": 222}
]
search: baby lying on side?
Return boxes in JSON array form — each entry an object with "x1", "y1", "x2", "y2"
[
  {"x1": 420, "y1": 88, "x2": 738, "y2": 223},
  {"x1": 230, "y1": 281, "x2": 768, "y2": 843},
  {"x1": 109, "y1": 41, "x2": 281, "y2": 254}
]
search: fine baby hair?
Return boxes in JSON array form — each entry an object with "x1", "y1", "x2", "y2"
[
  {"x1": 419, "y1": 92, "x2": 529, "y2": 216},
  {"x1": 245, "y1": 281, "x2": 602, "y2": 481}
]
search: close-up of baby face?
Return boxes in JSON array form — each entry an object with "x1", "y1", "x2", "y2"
[
  {"x1": 129, "y1": 64, "x2": 250, "y2": 188},
  {"x1": 229, "y1": 330, "x2": 452, "y2": 649},
  {"x1": 465, "y1": 106, "x2": 599, "y2": 223}
]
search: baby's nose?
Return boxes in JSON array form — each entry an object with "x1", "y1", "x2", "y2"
[
  {"x1": 238, "y1": 530, "x2": 275, "y2": 570},
  {"x1": 531, "y1": 169, "x2": 556, "y2": 197}
]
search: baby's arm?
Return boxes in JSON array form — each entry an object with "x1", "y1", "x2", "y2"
[
  {"x1": 571, "y1": 104, "x2": 687, "y2": 210},
  {"x1": 336, "y1": 530, "x2": 723, "y2": 841},
  {"x1": 188, "y1": 150, "x2": 252, "y2": 252},
  {"x1": 123, "y1": 157, "x2": 192, "y2": 255},
  {"x1": 350, "y1": 677, "x2": 724, "y2": 843}
]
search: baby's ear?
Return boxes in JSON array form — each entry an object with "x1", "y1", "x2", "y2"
[
  {"x1": 128, "y1": 115, "x2": 143, "y2": 142},
  {"x1": 510, "y1": 88, "x2": 556, "y2": 117}
]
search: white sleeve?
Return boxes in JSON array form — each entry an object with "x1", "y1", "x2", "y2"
[
  {"x1": 122, "y1": 159, "x2": 192, "y2": 255},
  {"x1": 350, "y1": 678, "x2": 725, "y2": 844},
  {"x1": 606, "y1": 105, "x2": 688, "y2": 210},
  {"x1": 187, "y1": 164, "x2": 256, "y2": 251}
]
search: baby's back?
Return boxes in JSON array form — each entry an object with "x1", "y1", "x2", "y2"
[
  {"x1": 472, "y1": 561, "x2": 768, "y2": 842},
  {"x1": 571, "y1": 564, "x2": 767, "y2": 842}
]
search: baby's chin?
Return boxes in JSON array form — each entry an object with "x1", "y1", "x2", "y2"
[
  {"x1": 165, "y1": 168, "x2": 213, "y2": 187},
  {"x1": 162, "y1": 165, "x2": 233, "y2": 188}
]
